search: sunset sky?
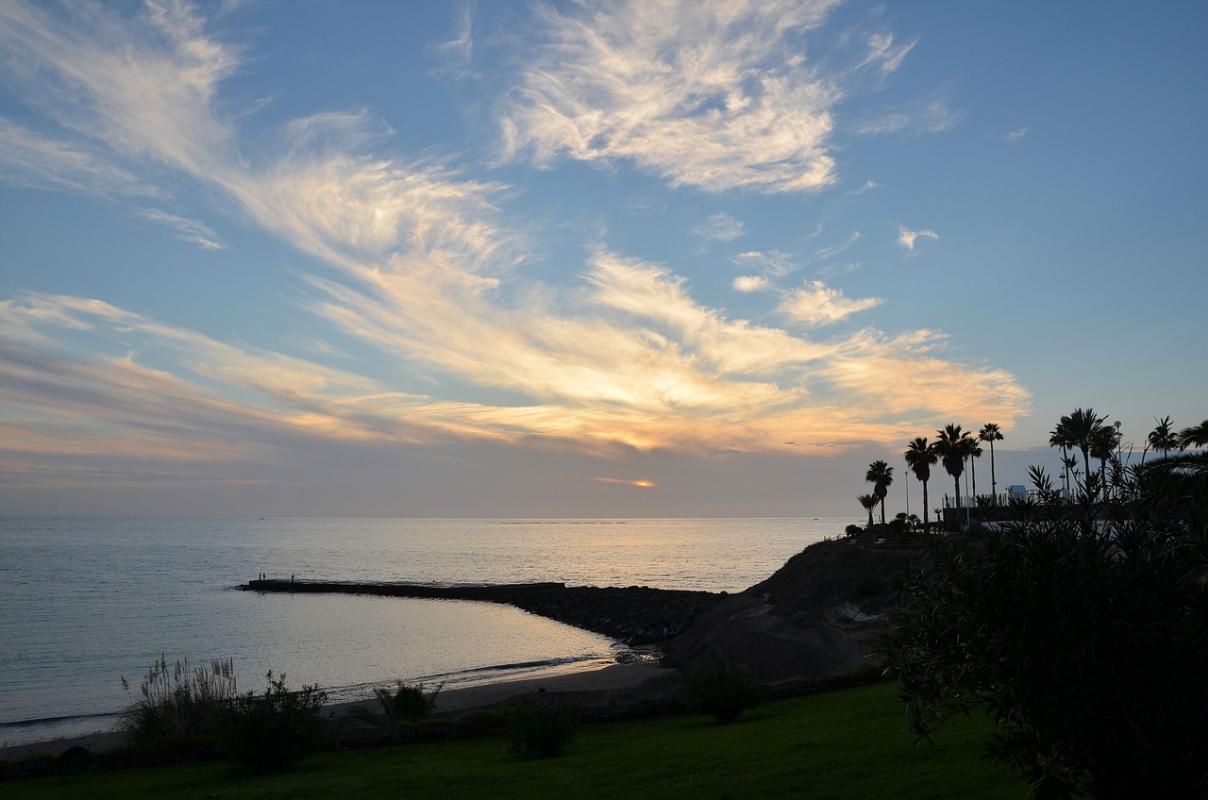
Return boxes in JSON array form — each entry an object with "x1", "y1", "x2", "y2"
[{"x1": 1, "y1": 0, "x2": 1204, "y2": 516}]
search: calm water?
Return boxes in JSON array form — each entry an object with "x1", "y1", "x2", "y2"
[{"x1": 0, "y1": 517, "x2": 849, "y2": 746}]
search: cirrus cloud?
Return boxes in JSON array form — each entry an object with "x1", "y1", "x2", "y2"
[
  {"x1": 499, "y1": 0, "x2": 844, "y2": 194},
  {"x1": 0, "y1": 0, "x2": 1028, "y2": 489}
]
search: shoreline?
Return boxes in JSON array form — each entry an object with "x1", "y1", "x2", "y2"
[{"x1": 0, "y1": 660, "x2": 675, "y2": 762}]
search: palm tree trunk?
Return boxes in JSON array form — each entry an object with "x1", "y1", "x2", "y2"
[
  {"x1": 971, "y1": 458, "x2": 978, "y2": 503},
  {"x1": 953, "y1": 475, "x2": 961, "y2": 509},
  {"x1": 922, "y1": 479, "x2": 929, "y2": 536},
  {"x1": 989, "y1": 441, "x2": 997, "y2": 503},
  {"x1": 879, "y1": 498, "x2": 885, "y2": 526},
  {"x1": 867, "y1": 507, "x2": 873, "y2": 527},
  {"x1": 1062, "y1": 447, "x2": 1070, "y2": 498}
]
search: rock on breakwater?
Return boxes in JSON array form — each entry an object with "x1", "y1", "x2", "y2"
[{"x1": 241, "y1": 579, "x2": 722, "y2": 645}]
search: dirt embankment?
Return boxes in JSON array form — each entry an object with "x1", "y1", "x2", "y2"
[{"x1": 659, "y1": 529, "x2": 927, "y2": 682}]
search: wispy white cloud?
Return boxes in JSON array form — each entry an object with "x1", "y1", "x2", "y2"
[
  {"x1": 141, "y1": 209, "x2": 225, "y2": 250},
  {"x1": 0, "y1": 0, "x2": 1029, "y2": 474},
  {"x1": 779, "y1": 280, "x2": 882, "y2": 327},
  {"x1": 438, "y1": 3, "x2": 473, "y2": 62},
  {"x1": 818, "y1": 260, "x2": 860, "y2": 278},
  {"x1": 1005, "y1": 127, "x2": 1028, "y2": 143},
  {"x1": 855, "y1": 99, "x2": 961, "y2": 136},
  {"x1": 432, "y1": 3, "x2": 478, "y2": 80},
  {"x1": 694, "y1": 211, "x2": 745, "y2": 242},
  {"x1": 731, "y1": 250, "x2": 798, "y2": 278},
  {"x1": 0, "y1": 119, "x2": 157, "y2": 197},
  {"x1": 897, "y1": 225, "x2": 938, "y2": 252},
  {"x1": 499, "y1": 0, "x2": 843, "y2": 194},
  {"x1": 847, "y1": 179, "x2": 879, "y2": 196},
  {"x1": 814, "y1": 230, "x2": 861, "y2": 260},
  {"x1": 856, "y1": 32, "x2": 916, "y2": 76},
  {"x1": 732, "y1": 275, "x2": 770, "y2": 293}
]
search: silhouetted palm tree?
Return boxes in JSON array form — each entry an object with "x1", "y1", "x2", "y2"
[
  {"x1": 1063, "y1": 456, "x2": 1082, "y2": 495},
  {"x1": 1178, "y1": 419, "x2": 1208, "y2": 450},
  {"x1": 1049, "y1": 421, "x2": 1074, "y2": 499},
  {"x1": 865, "y1": 460, "x2": 894, "y2": 525},
  {"x1": 1147, "y1": 416, "x2": 1178, "y2": 460},
  {"x1": 858, "y1": 493, "x2": 878, "y2": 527},
  {"x1": 1090, "y1": 424, "x2": 1120, "y2": 499},
  {"x1": 934, "y1": 424, "x2": 973, "y2": 510},
  {"x1": 904, "y1": 437, "x2": 938, "y2": 535},
  {"x1": 979, "y1": 423, "x2": 1004, "y2": 502},
  {"x1": 1063, "y1": 408, "x2": 1107, "y2": 487},
  {"x1": 966, "y1": 438, "x2": 983, "y2": 502}
]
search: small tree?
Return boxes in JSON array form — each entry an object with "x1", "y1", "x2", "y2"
[
  {"x1": 979, "y1": 423, "x2": 1004, "y2": 501},
  {"x1": 857, "y1": 493, "x2": 878, "y2": 527},
  {"x1": 904, "y1": 437, "x2": 937, "y2": 535},
  {"x1": 865, "y1": 460, "x2": 894, "y2": 525}
]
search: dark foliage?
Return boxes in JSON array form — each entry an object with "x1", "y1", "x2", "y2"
[
  {"x1": 216, "y1": 672, "x2": 327, "y2": 773},
  {"x1": 682, "y1": 660, "x2": 763, "y2": 723},
  {"x1": 885, "y1": 454, "x2": 1208, "y2": 798},
  {"x1": 377, "y1": 681, "x2": 441, "y2": 728},
  {"x1": 503, "y1": 700, "x2": 580, "y2": 758},
  {"x1": 120, "y1": 656, "x2": 236, "y2": 748},
  {"x1": 343, "y1": 682, "x2": 444, "y2": 740}
]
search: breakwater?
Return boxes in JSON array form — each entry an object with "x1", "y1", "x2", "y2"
[{"x1": 241, "y1": 579, "x2": 721, "y2": 645}]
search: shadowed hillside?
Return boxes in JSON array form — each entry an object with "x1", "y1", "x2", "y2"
[{"x1": 661, "y1": 528, "x2": 927, "y2": 681}]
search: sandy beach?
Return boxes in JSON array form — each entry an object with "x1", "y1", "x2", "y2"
[{"x1": 0, "y1": 661, "x2": 677, "y2": 762}]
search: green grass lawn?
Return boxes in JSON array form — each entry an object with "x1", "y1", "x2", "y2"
[{"x1": 6, "y1": 682, "x2": 1025, "y2": 799}]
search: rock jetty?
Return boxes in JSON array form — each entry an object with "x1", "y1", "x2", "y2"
[{"x1": 241, "y1": 579, "x2": 721, "y2": 645}]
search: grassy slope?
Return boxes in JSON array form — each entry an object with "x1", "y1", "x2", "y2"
[{"x1": 7, "y1": 682, "x2": 1025, "y2": 800}]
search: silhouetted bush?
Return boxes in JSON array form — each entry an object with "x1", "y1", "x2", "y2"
[
  {"x1": 216, "y1": 672, "x2": 327, "y2": 772},
  {"x1": 682, "y1": 660, "x2": 762, "y2": 723},
  {"x1": 503, "y1": 700, "x2": 580, "y2": 757},
  {"x1": 120, "y1": 655, "x2": 236, "y2": 747},
  {"x1": 886, "y1": 456, "x2": 1208, "y2": 798},
  {"x1": 375, "y1": 681, "x2": 442, "y2": 729},
  {"x1": 845, "y1": 524, "x2": 863, "y2": 537},
  {"x1": 455, "y1": 709, "x2": 508, "y2": 735}
]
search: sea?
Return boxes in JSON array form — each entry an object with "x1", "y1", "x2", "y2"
[{"x1": 0, "y1": 516, "x2": 852, "y2": 747}]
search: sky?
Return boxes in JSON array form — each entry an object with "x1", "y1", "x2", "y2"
[{"x1": 0, "y1": 0, "x2": 1205, "y2": 517}]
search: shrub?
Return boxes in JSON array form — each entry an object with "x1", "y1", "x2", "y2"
[
  {"x1": 120, "y1": 655, "x2": 236, "y2": 746},
  {"x1": 682, "y1": 660, "x2": 762, "y2": 723},
  {"x1": 350, "y1": 681, "x2": 444, "y2": 739},
  {"x1": 844, "y1": 524, "x2": 863, "y2": 537},
  {"x1": 216, "y1": 672, "x2": 327, "y2": 772},
  {"x1": 503, "y1": 700, "x2": 580, "y2": 757},
  {"x1": 375, "y1": 681, "x2": 441, "y2": 725}
]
